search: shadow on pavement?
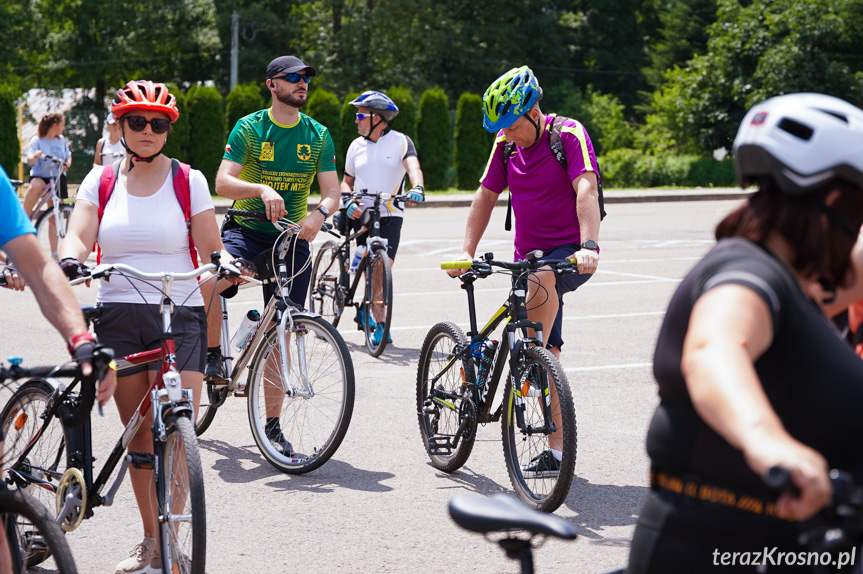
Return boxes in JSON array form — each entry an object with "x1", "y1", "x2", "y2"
[
  {"x1": 342, "y1": 339, "x2": 421, "y2": 367},
  {"x1": 424, "y1": 462, "x2": 510, "y2": 495},
  {"x1": 563, "y1": 475, "x2": 648, "y2": 542},
  {"x1": 199, "y1": 439, "x2": 395, "y2": 493}
]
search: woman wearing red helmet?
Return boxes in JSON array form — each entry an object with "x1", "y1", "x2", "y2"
[{"x1": 59, "y1": 80, "x2": 250, "y2": 574}]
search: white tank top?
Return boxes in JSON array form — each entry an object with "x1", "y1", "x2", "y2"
[{"x1": 100, "y1": 138, "x2": 126, "y2": 162}]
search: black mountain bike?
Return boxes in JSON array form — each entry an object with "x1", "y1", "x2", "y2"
[
  {"x1": 417, "y1": 251, "x2": 579, "y2": 512},
  {"x1": 309, "y1": 190, "x2": 405, "y2": 357},
  {"x1": 0, "y1": 358, "x2": 80, "y2": 574}
]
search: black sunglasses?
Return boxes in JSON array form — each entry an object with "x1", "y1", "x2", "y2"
[
  {"x1": 125, "y1": 115, "x2": 171, "y2": 134},
  {"x1": 272, "y1": 72, "x2": 313, "y2": 84}
]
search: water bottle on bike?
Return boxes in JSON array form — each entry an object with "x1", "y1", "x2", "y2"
[
  {"x1": 231, "y1": 309, "x2": 262, "y2": 351},
  {"x1": 471, "y1": 338, "x2": 497, "y2": 386},
  {"x1": 349, "y1": 245, "x2": 367, "y2": 275}
]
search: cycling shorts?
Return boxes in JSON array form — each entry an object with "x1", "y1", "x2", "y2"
[
  {"x1": 94, "y1": 303, "x2": 206, "y2": 375},
  {"x1": 349, "y1": 216, "x2": 403, "y2": 261},
  {"x1": 28, "y1": 173, "x2": 68, "y2": 199},
  {"x1": 221, "y1": 224, "x2": 312, "y2": 309}
]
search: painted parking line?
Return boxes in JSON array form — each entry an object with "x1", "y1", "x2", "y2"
[{"x1": 564, "y1": 362, "x2": 652, "y2": 373}]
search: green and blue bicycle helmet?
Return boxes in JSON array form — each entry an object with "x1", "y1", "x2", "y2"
[{"x1": 482, "y1": 66, "x2": 543, "y2": 132}]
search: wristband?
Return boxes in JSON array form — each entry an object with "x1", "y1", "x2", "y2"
[{"x1": 67, "y1": 332, "x2": 97, "y2": 355}]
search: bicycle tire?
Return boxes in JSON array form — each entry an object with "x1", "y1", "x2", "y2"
[
  {"x1": 363, "y1": 249, "x2": 393, "y2": 357},
  {"x1": 246, "y1": 315, "x2": 355, "y2": 474},
  {"x1": 310, "y1": 240, "x2": 346, "y2": 327},
  {"x1": 156, "y1": 416, "x2": 206, "y2": 574},
  {"x1": 501, "y1": 346, "x2": 576, "y2": 513},
  {"x1": 416, "y1": 322, "x2": 477, "y2": 473},
  {"x1": 193, "y1": 382, "x2": 226, "y2": 437},
  {"x1": 0, "y1": 487, "x2": 78, "y2": 574},
  {"x1": 0, "y1": 379, "x2": 67, "y2": 566},
  {"x1": 34, "y1": 203, "x2": 74, "y2": 258}
]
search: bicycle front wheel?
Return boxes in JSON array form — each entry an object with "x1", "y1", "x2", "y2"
[
  {"x1": 416, "y1": 322, "x2": 476, "y2": 472},
  {"x1": 310, "y1": 240, "x2": 346, "y2": 327},
  {"x1": 34, "y1": 203, "x2": 74, "y2": 259},
  {"x1": 0, "y1": 487, "x2": 78, "y2": 574},
  {"x1": 0, "y1": 380, "x2": 67, "y2": 567},
  {"x1": 156, "y1": 416, "x2": 206, "y2": 574},
  {"x1": 363, "y1": 249, "x2": 393, "y2": 357},
  {"x1": 247, "y1": 316, "x2": 355, "y2": 474},
  {"x1": 501, "y1": 346, "x2": 576, "y2": 513}
]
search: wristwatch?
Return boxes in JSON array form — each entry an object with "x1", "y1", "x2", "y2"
[
  {"x1": 582, "y1": 240, "x2": 599, "y2": 252},
  {"x1": 316, "y1": 205, "x2": 330, "y2": 218}
]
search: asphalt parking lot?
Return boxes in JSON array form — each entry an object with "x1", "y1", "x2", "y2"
[{"x1": 0, "y1": 197, "x2": 743, "y2": 573}]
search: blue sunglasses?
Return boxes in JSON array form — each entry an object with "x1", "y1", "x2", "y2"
[
  {"x1": 272, "y1": 72, "x2": 312, "y2": 84},
  {"x1": 355, "y1": 112, "x2": 374, "y2": 120}
]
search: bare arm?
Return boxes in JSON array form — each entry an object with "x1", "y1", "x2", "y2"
[
  {"x1": 573, "y1": 171, "x2": 600, "y2": 274},
  {"x1": 403, "y1": 156, "x2": 424, "y2": 188},
  {"x1": 296, "y1": 170, "x2": 340, "y2": 243},
  {"x1": 340, "y1": 174, "x2": 355, "y2": 195},
  {"x1": 682, "y1": 284, "x2": 830, "y2": 520},
  {"x1": 4, "y1": 233, "x2": 88, "y2": 340},
  {"x1": 93, "y1": 139, "x2": 105, "y2": 167},
  {"x1": 59, "y1": 200, "x2": 99, "y2": 262},
  {"x1": 446, "y1": 185, "x2": 499, "y2": 277}
]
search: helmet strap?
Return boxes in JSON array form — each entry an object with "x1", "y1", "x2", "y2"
[
  {"x1": 120, "y1": 137, "x2": 163, "y2": 171},
  {"x1": 523, "y1": 111, "x2": 541, "y2": 145},
  {"x1": 806, "y1": 194, "x2": 858, "y2": 240},
  {"x1": 364, "y1": 113, "x2": 386, "y2": 141}
]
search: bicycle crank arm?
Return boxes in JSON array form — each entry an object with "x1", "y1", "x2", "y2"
[{"x1": 102, "y1": 454, "x2": 133, "y2": 507}]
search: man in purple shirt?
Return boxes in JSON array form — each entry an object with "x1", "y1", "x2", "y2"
[{"x1": 448, "y1": 66, "x2": 601, "y2": 476}]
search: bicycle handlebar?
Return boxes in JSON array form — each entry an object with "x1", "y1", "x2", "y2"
[
  {"x1": 39, "y1": 153, "x2": 66, "y2": 165},
  {"x1": 72, "y1": 261, "x2": 219, "y2": 285},
  {"x1": 440, "y1": 251, "x2": 579, "y2": 274}
]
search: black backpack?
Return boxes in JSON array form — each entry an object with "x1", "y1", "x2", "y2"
[{"x1": 502, "y1": 114, "x2": 606, "y2": 231}]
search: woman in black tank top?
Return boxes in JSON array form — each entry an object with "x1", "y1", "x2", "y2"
[{"x1": 629, "y1": 93, "x2": 863, "y2": 573}]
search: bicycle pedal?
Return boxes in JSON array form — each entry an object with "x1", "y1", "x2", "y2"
[
  {"x1": 428, "y1": 435, "x2": 453, "y2": 455},
  {"x1": 128, "y1": 452, "x2": 155, "y2": 470}
]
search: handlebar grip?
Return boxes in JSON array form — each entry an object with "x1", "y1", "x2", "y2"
[
  {"x1": 764, "y1": 466, "x2": 801, "y2": 497},
  {"x1": 441, "y1": 261, "x2": 472, "y2": 270}
]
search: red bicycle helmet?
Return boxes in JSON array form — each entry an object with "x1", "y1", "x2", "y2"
[{"x1": 111, "y1": 80, "x2": 179, "y2": 123}]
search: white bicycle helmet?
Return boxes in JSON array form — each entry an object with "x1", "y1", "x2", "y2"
[{"x1": 733, "y1": 92, "x2": 863, "y2": 194}]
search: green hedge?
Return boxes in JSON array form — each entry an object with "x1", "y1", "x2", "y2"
[
  {"x1": 386, "y1": 86, "x2": 417, "y2": 143},
  {"x1": 186, "y1": 85, "x2": 224, "y2": 193},
  {"x1": 416, "y1": 88, "x2": 452, "y2": 191},
  {"x1": 163, "y1": 83, "x2": 190, "y2": 163},
  {"x1": 454, "y1": 92, "x2": 486, "y2": 190},
  {"x1": 305, "y1": 88, "x2": 342, "y2": 189},
  {"x1": 225, "y1": 83, "x2": 264, "y2": 138},
  {"x1": 0, "y1": 87, "x2": 19, "y2": 176},
  {"x1": 599, "y1": 149, "x2": 736, "y2": 188},
  {"x1": 340, "y1": 93, "x2": 361, "y2": 177}
]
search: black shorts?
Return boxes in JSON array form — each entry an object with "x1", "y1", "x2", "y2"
[
  {"x1": 517, "y1": 243, "x2": 592, "y2": 350},
  {"x1": 94, "y1": 303, "x2": 207, "y2": 375},
  {"x1": 221, "y1": 224, "x2": 312, "y2": 309},
  {"x1": 29, "y1": 174, "x2": 68, "y2": 199},
  {"x1": 349, "y1": 216, "x2": 403, "y2": 261}
]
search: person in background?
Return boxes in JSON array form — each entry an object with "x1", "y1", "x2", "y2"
[
  {"x1": 23, "y1": 112, "x2": 72, "y2": 261},
  {"x1": 93, "y1": 112, "x2": 126, "y2": 166}
]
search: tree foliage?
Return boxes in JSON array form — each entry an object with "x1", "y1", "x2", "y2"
[
  {"x1": 163, "y1": 84, "x2": 191, "y2": 162},
  {"x1": 225, "y1": 83, "x2": 264, "y2": 137},
  {"x1": 416, "y1": 88, "x2": 452, "y2": 191},
  {"x1": 186, "y1": 85, "x2": 225, "y2": 192},
  {"x1": 306, "y1": 88, "x2": 342, "y2": 187},
  {"x1": 386, "y1": 86, "x2": 417, "y2": 144},
  {"x1": 0, "y1": 88, "x2": 19, "y2": 175},
  {"x1": 340, "y1": 92, "x2": 361, "y2": 178},
  {"x1": 454, "y1": 93, "x2": 486, "y2": 190}
]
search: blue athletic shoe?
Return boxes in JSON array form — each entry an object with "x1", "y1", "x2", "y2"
[
  {"x1": 371, "y1": 323, "x2": 392, "y2": 345},
  {"x1": 354, "y1": 307, "x2": 377, "y2": 331}
]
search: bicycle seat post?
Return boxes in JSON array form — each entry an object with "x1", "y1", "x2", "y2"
[{"x1": 498, "y1": 537, "x2": 534, "y2": 574}]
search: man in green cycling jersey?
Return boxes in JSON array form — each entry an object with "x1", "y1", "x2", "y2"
[{"x1": 200, "y1": 55, "x2": 340, "y2": 454}]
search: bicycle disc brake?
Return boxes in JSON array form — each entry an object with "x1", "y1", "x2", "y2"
[{"x1": 55, "y1": 468, "x2": 87, "y2": 532}]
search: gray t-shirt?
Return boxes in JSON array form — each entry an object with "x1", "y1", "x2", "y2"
[{"x1": 27, "y1": 135, "x2": 71, "y2": 178}]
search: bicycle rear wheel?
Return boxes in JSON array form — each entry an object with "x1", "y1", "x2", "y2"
[
  {"x1": 0, "y1": 487, "x2": 78, "y2": 574},
  {"x1": 34, "y1": 203, "x2": 74, "y2": 259},
  {"x1": 156, "y1": 416, "x2": 205, "y2": 574},
  {"x1": 501, "y1": 346, "x2": 576, "y2": 513},
  {"x1": 363, "y1": 249, "x2": 393, "y2": 357},
  {"x1": 310, "y1": 240, "x2": 346, "y2": 327},
  {"x1": 247, "y1": 315, "x2": 354, "y2": 474},
  {"x1": 416, "y1": 322, "x2": 477, "y2": 472},
  {"x1": 0, "y1": 379, "x2": 67, "y2": 566}
]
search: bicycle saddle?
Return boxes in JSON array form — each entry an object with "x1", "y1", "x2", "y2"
[{"x1": 448, "y1": 493, "x2": 578, "y2": 539}]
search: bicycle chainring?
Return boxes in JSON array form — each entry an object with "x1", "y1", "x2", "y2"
[
  {"x1": 55, "y1": 467, "x2": 87, "y2": 532},
  {"x1": 459, "y1": 396, "x2": 478, "y2": 442}
]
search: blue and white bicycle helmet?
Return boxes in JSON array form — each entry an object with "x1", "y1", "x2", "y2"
[{"x1": 350, "y1": 91, "x2": 400, "y2": 122}]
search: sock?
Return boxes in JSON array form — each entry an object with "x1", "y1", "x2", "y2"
[{"x1": 550, "y1": 448, "x2": 563, "y2": 461}]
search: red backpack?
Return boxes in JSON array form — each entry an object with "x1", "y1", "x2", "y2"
[{"x1": 96, "y1": 158, "x2": 199, "y2": 267}]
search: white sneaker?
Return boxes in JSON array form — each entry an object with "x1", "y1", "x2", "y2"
[{"x1": 114, "y1": 537, "x2": 161, "y2": 574}]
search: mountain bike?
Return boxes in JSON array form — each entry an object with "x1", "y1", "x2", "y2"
[
  {"x1": 417, "y1": 251, "x2": 579, "y2": 512},
  {"x1": 195, "y1": 209, "x2": 355, "y2": 475},
  {"x1": 0, "y1": 358, "x2": 80, "y2": 574},
  {"x1": 309, "y1": 190, "x2": 406, "y2": 357},
  {"x1": 25, "y1": 153, "x2": 73, "y2": 259},
  {"x1": 0, "y1": 257, "x2": 235, "y2": 574}
]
